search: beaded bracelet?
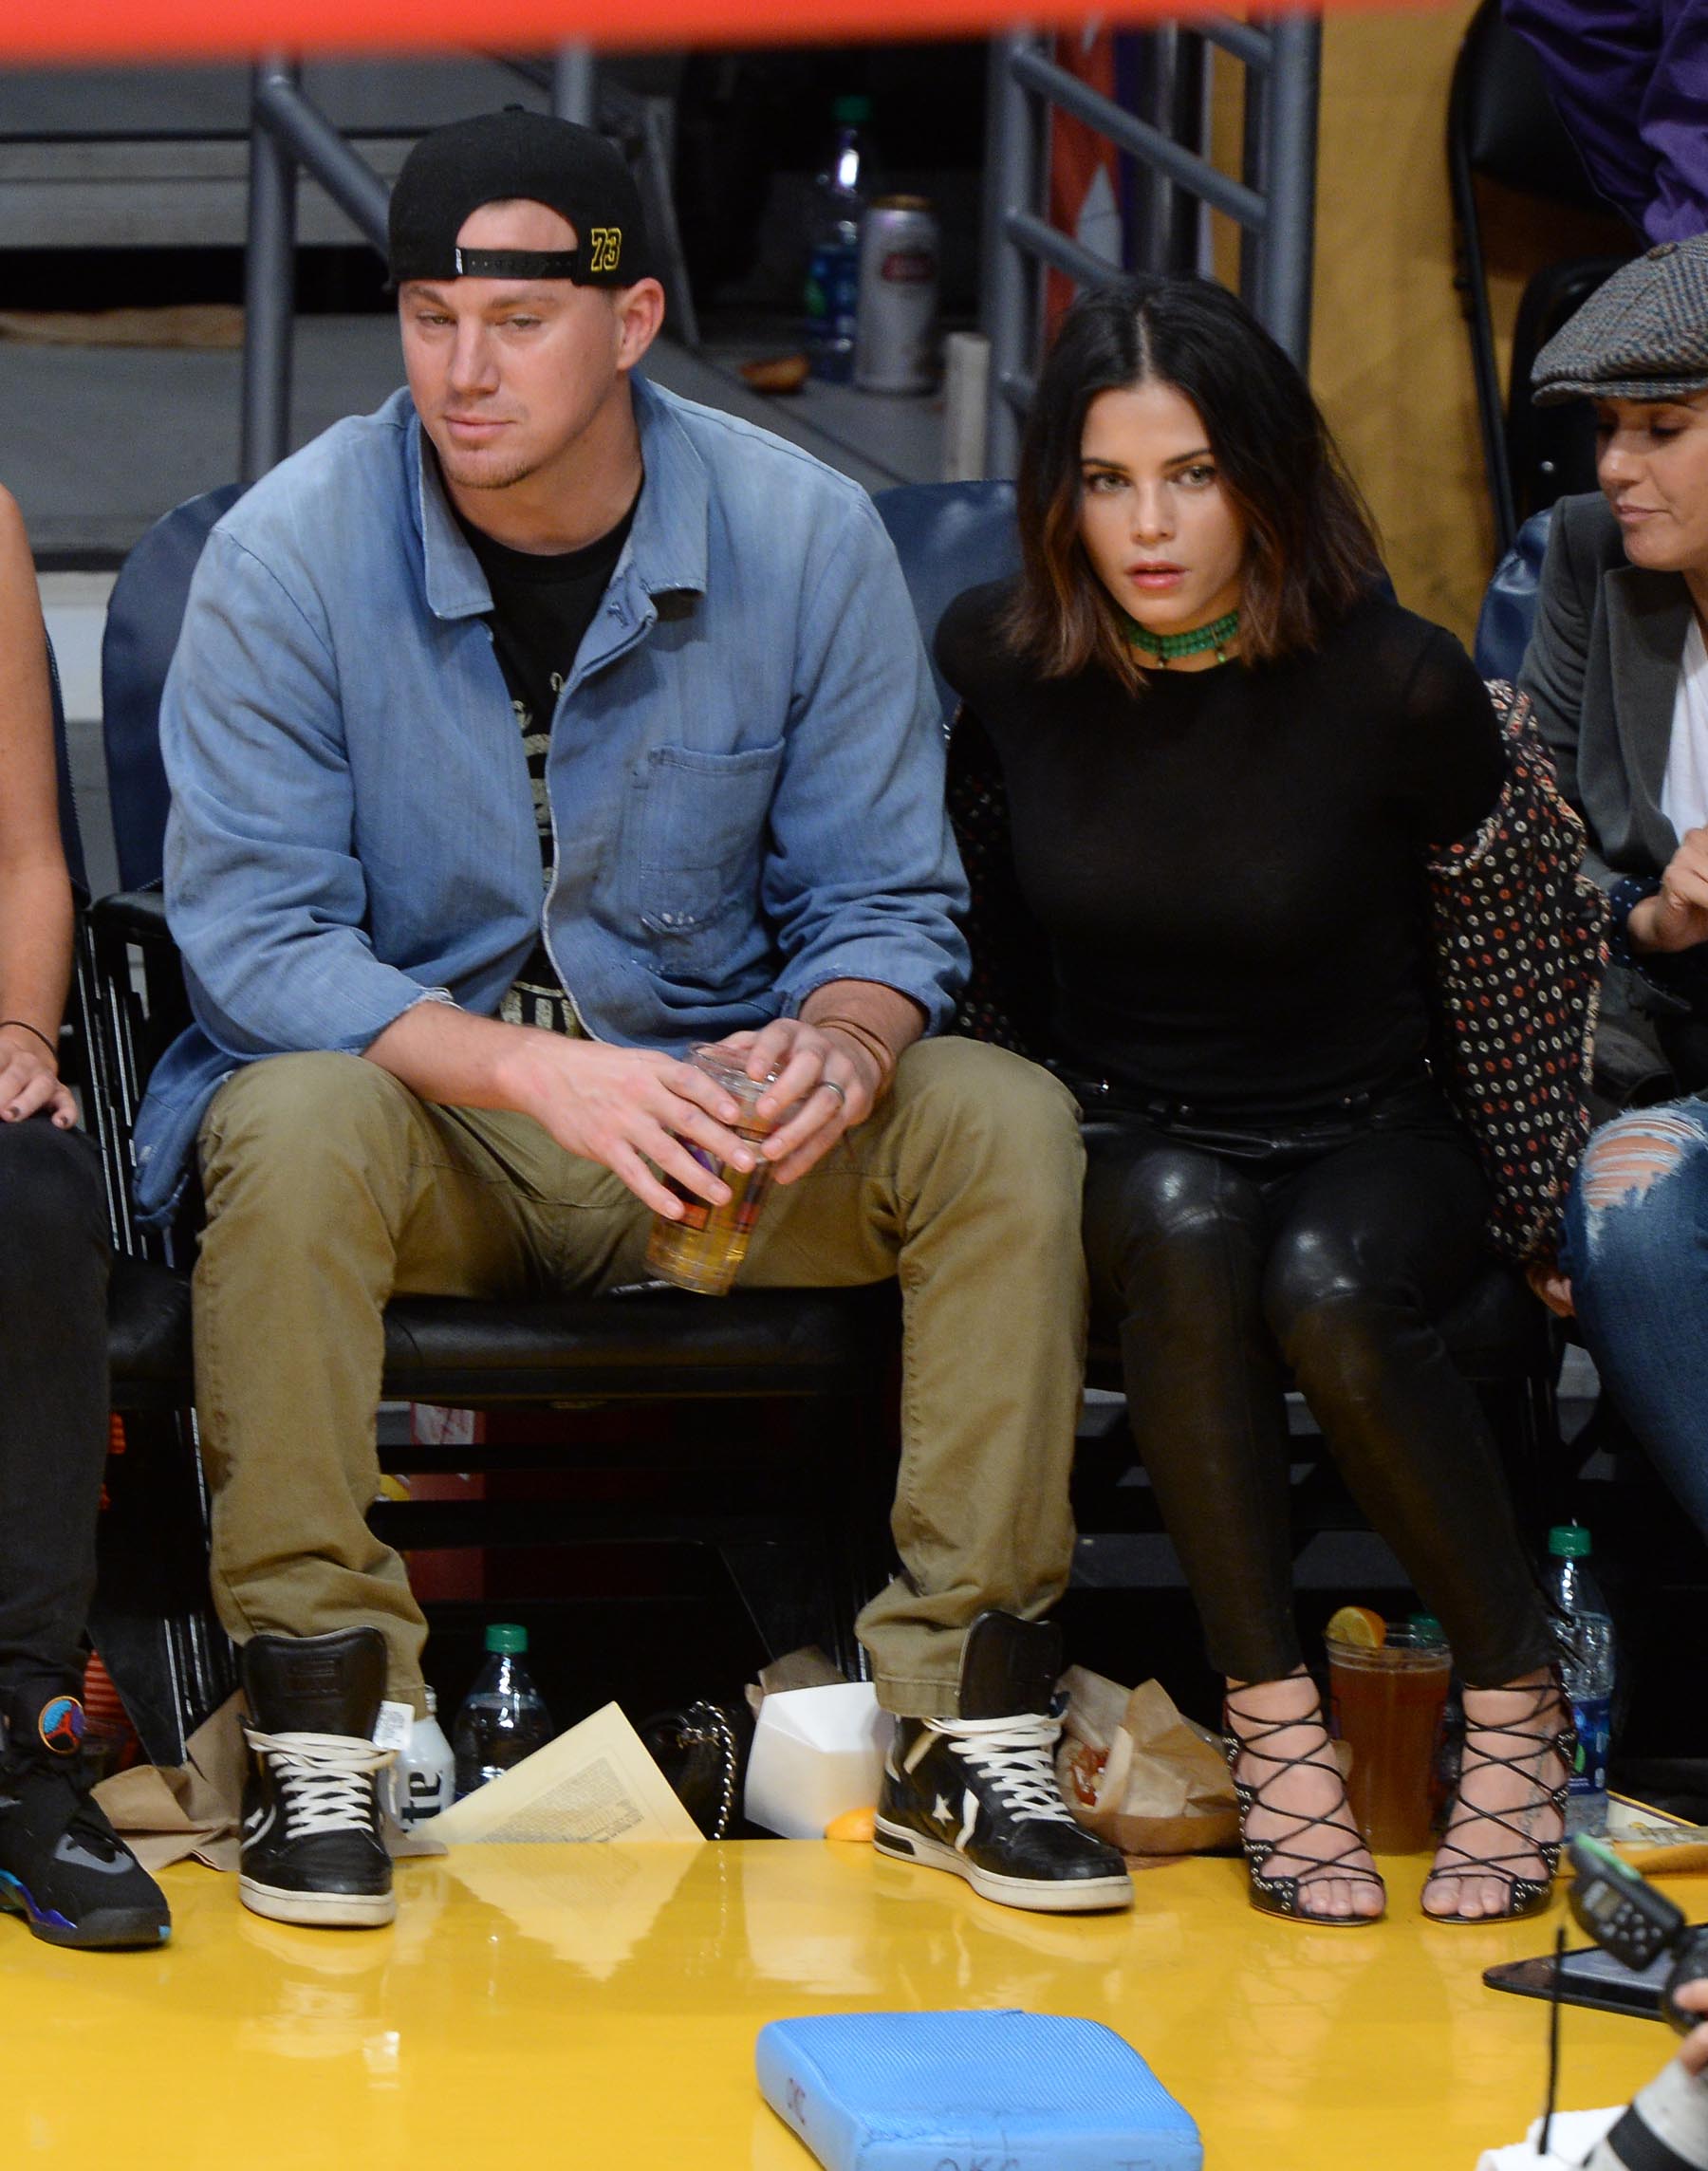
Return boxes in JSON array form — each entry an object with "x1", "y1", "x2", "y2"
[{"x1": 0, "y1": 1019, "x2": 57, "y2": 1058}]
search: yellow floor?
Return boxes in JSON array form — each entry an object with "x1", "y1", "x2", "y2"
[{"x1": 1, "y1": 1841, "x2": 1696, "y2": 2168}]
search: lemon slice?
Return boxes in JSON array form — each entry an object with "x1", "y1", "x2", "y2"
[{"x1": 1325, "y1": 1605, "x2": 1386, "y2": 1649}]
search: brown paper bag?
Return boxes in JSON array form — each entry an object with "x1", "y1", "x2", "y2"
[
  {"x1": 1055, "y1": 1666, "x2": 1239, "y2": 1857},
  {"x1": 92, "y1": 1691, "x2": 249, "y2": 1872}
]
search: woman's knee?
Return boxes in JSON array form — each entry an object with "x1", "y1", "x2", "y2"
[
  {"x1": 1083, "y1": 1133, "x2": 1259, "y2": 1301},
  {"x1": 1262, "y1": 1218, "x2": 1402, "y2": 1372},
  {"x1": 0, "y1": 1116, "x2": 104, "y2": 1254},
  {"x1": 1569, "y1": 1103, "x2": 1708, "y2": 1290}
]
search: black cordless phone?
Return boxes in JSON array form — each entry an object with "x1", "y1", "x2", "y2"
[{"x1": 1570, "y1": 1835, "x2": 1708, "y2": 2033}]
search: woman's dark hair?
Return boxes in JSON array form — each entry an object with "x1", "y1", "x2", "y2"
[{"x1": 1005, "y1": 274, "x2": 1383, "y2": 686}]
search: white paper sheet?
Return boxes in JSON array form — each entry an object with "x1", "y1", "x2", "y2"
[{"x1": 418, "y1": 1699, "x2": 703, "y2": 1845}]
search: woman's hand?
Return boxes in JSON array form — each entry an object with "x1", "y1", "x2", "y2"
[
  {"x1": 1526, "y1": 1259, "x2": 1575, "y2": 1318},
  {"x1": 0, "y1": 1024, "x2": 75, "y2": 1128},
  {"x1": 1629, "y1": 828, "x2": 1708, "y2": 956}
]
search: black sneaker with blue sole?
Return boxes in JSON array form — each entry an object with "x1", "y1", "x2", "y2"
[{"x1": 0, "y1": 1696, "x2": 170, "y2": 1950}]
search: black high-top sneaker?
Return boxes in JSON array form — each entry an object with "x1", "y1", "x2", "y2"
[
  {"x1": 239, "y1": 1628, "x2": 396, "y2": 1928},
  {"x1": 875, "y1": 1611, "x2": 1133, "y2": 1914},
  {"x1": 0, "y1": 1685, "x2": 171, "y2": 1948}
]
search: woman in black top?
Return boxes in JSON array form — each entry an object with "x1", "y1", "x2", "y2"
[{"x1": 937, "y1": 278, "x2": 1566, "y2": 1926}]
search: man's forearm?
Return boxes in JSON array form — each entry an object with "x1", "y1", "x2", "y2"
[
  {"x1": 363, "y1": 999, "x2": 536, "y2": 1111},
  {"x1": 800, "y1": 979, "x2": 928, "y2": 1081}
]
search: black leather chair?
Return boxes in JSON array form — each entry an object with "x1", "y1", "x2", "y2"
[
  {"x1": 74, "y1": 489, "x2": 900, "y2": 1758},
  {"x1": 874, "y1": 478, "x2": 1566, "y2": 1535}
]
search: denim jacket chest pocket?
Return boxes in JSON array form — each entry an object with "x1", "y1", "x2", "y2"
[{"x1": 628, "y1": 738, "x2": 787, "y2": 966}]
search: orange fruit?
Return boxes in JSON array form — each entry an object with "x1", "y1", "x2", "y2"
[{"x1": 1325, "y1": 1605, "x2": 1386, "y2": 1649}]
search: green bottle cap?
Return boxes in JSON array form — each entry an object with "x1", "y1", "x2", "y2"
[
  {"x1": 485, "y1": 1623, "x2": 528, "y2": 1654},
  {"x1": 1408, "y1": 1613, "x2": 1447, "y2": 1645},
  {"x1": 833, "y1": 94, "x2": 873, "y2": 124},
  {"x1": 1548, "y1": 1525, "x2": 1592, "y2": 1560}
]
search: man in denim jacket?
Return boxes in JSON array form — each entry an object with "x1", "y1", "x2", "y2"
[{"x1": 149, "y1": 112, "x2": 1128, "y2": 1929}]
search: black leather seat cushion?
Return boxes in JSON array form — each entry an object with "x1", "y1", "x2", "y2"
[{"x1": 107, "y1": 1257, "x2": 898, "y2": 1411}]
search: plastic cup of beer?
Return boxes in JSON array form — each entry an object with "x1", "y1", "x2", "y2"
[
  {"x1": 1325, "y1": 1621, "x2": 1453, "y2": 1854},
  {"x1": 644, "y1": 1045, "x2": 789, "y2": 1297}
]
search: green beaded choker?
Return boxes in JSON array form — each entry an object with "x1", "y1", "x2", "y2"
[{"x1": 1123, "y1": 606, "x2": 1240, "y2": 667}]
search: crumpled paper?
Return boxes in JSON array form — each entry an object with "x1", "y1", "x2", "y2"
[
  {"x1": 1476, "y1": 2106, "x2": 1621, "y2": 2168},
  {"x1": 92, "y1": 1690, "x2": 444, "y2": 1869},
  {"x1": 93, "y1": 1691, "x2": 248, "y2": 1871},
  {"x1": 1055, "y1": 1666, "x2": 1239, "y2": 1858}
]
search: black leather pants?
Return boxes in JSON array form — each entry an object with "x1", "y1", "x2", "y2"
[
  {"x1": 0, "y1": 1116, "x2": 109, "y2": 1725},
  {"x1": 1080, "y1": 1078, "x2": 1556, "y2": 1688}
]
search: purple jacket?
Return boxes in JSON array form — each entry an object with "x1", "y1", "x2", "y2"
[{"x1": 1503, "y1": 0, "x2": 1708, "y2": 244}]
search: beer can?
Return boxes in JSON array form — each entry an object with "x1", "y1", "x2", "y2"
[{"x1": 853, "y1": 195, "x2": 940, "y2": 396}]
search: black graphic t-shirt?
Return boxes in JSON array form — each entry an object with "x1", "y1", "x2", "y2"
[{"x1": 458, "y1": 492, "x2": 640, "y2": 1033}]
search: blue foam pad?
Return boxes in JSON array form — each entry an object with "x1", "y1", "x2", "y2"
[{"x1": 755, "y1": 2009, "x2": 1202, "y2": 2171}]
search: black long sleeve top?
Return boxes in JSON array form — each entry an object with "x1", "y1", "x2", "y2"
[{"x1": 936, "y1": 582, "x2": 1504, "y2": 1117}]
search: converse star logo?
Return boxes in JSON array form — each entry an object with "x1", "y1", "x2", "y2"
[{"x1": 932, "y1": 1792, "x2": 952, "y2": 1824}]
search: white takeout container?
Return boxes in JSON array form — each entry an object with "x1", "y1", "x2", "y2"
[{"x1": 742, "y1": 1681, "x2": 893, "y2": 1840}]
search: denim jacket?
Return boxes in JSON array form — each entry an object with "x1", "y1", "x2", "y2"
[{"x1": 136, "y1": 376, "x2": 968, "y2": 1220}]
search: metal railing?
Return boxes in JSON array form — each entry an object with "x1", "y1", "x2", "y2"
[{"x1": 981, "y1": 15, "x2": 1322, "y2": 476}]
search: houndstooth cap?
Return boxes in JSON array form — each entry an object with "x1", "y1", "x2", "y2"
[{"x1": 1532, "y1": 237, "x2": 1708, "y2": 405}]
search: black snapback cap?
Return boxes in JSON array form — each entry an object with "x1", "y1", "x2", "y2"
[{"x1": 388, "y1": 108, "x2": 655, "y2": 289}]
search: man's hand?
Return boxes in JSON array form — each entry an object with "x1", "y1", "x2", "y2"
[
  {"x1": 708, "y1": 981, "x2": 926, "y2": 1186},
  {"x1": 0, "y1": 1026, "x2": 74, "y2": 1128},
  {"x1": 365, "y1": 1005, "x2": 753, "y2": 1220},
  {"x1": 712, "y1": 1017, "x2": 882, "y2": 1184},
  {"x1": 1629, "y1": 828, "x2": 1708, "y2": 955},
  {"x1": 497, "y1": 1035, "x2": 762, "y2": 1219}
]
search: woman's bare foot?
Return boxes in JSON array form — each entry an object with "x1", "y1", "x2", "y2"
[
  {"x1": 1422, "y1": 1670, "x2": 1569, "y2": 1921},
  {"x1": 1225, "y1": 1671, "x2": 1384, "y2": 1922}
]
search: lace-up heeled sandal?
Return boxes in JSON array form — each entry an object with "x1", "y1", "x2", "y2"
[
  {"x1": 1222, "y1": 1687, "x2": 1386, "y2": 1926},
  {"x1": 1422, "y1": 1676, "x2": 1574, "y2": 1924}
]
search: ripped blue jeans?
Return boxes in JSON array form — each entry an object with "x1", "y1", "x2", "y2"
[{"x1": 1563, "y1": 1096, "x2": 1708, "y2": 1535}]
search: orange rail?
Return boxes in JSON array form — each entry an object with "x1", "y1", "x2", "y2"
[{"x1": 6, "y1": 0, "x2": 1440, "y2": 65}]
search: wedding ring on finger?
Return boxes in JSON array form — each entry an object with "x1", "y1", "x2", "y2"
[{"x1": 819, "y1": 1079, "x2": 848, "y2": 1110}]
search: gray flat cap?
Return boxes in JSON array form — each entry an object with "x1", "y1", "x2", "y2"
[{"x1": 1532, "y1": 236, "x2": 1708, "y2": 405}]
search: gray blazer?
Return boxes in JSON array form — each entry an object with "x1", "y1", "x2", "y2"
[
  {"x1": 1519, "y1": 490, "x2": 1698, "y2": 1105},
  {"x1": 1520, "y1": 490, "x2": 1695, "y2": 891}
]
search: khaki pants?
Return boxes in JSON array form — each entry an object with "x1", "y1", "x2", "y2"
[{"x1": 193, "y1": 1036, "x2": 1087, "y2": 1717}]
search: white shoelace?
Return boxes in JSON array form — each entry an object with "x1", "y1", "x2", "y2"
[
  {"x1": 910, "y1": 1712, "x2": 1076, "y2": 1825},
  {"x1": 244, "y1": 1726, "x2": 395, "y2": 1841}
]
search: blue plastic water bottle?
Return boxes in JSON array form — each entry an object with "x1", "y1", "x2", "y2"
[
  {"x1": 804, "y1": 96, "x2": 872, "y2": 382},
  {"x1": 1545, "y1": 1524, "x2": 1616, "y2": 1838}
]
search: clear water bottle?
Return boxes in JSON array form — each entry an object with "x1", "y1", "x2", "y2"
[
  {"x1": 385, "y1": 1686, "x2": 456, "y2": 1829},
  {"x1": 1545, "y1": 1524, "x2": 1616, "y2": 1837},
  {"x1": 453, "y1": 1624, "x2": 553, "y2": 1799},
  {"x1": 804, "y1": 95, "x2": 873, "y2": 383}
]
